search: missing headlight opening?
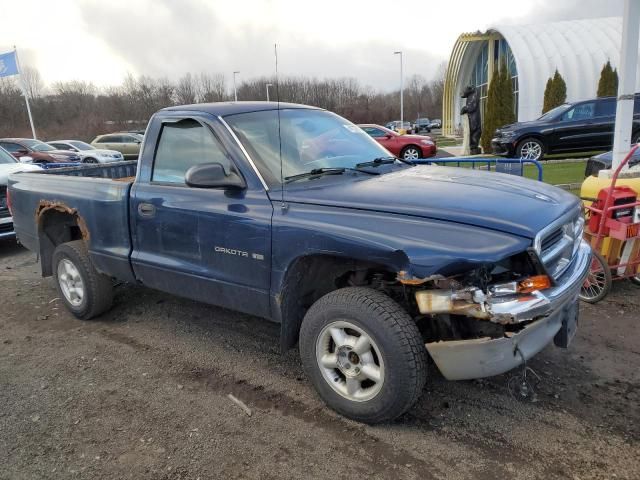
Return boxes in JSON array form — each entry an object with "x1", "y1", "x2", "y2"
[{"x1": 403, "y1": 251, "x2": 553, "y2": 326}]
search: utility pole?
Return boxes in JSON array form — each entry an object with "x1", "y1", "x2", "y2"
[
  {"x1": 233, "y1": 71, "x2": 240, "y2": 102},
  {"x1": 611, "y1": 0, "x2": 640, "y2": 170},
  {"x1": 266, "y1": 83, "x2": 273, "y2": 102},
  {"x1": 394, "y1": 51, "x2": 404, "y2": 129}
]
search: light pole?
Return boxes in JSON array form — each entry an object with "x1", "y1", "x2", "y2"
[
  {"x1": 233, "y1": 71, "x2": 240, "y2": 102},
  {"x1": 394, "y1": 51, "x2": 404, "y2": 129},
  {"x1": 266, "y1": 83, "x2": 273, "y2": 102}
]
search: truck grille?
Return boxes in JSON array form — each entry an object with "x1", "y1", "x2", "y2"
[
  {"x1": 0, "y1": 186, "x2": 9, "y2": 219},
  {"x1": 0, "y1": 223, "x2": 13, "y2": 234},
  {"x1": 535, "y1": 212, "x2": 584, "y2": 280}
]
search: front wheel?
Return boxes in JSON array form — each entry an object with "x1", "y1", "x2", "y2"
[
  {"x1": 401, "y1": 145, "x2": 422, "y2": 161},
  {"x1": 83, "y1": 157, "x2": 98, "y2": 164},
  {"x1": 579, "y1": 251, "x2": 612, "y2": 303},
  {"x1": 299, "y1": 287, "x2": 428, "y2": 424},
  {"x1": 52, "y1": 240, "x2": 113, "y2": 319},
  {"x1": 516, "y1": 137, "x2": 544, "y2": 161}
]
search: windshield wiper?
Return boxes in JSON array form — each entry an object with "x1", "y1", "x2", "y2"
[
  {"x1": 284, "y1": 167, "x2": 379, "y2": 183},
  {"x1": 356, "y1": 156, "x2": 414, "y2": 168}
]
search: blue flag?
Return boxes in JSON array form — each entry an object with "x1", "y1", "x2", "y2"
[{"x1": 0, "y1": 51, "x2": 19, "y2": 78}]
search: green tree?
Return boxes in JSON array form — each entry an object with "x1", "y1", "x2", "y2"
[
  {"x1": 542, "y1": 77, "x2": 553, "y2": 114},
  {"x1": 597, "y1": 61, "x2": 618, "y2": 97},
  {"x1": 481, "y1": 58, "x2": 516, "y2": 153},
  {"x1": 542, "y1": 69, "x2": 567, "y2": 114}
]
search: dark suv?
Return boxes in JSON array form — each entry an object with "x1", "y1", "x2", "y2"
[{"x1": 492, "y1": 95, "x2": 640, "y2": 160}]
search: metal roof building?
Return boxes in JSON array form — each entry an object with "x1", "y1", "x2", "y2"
[{"x1": 442, "y1": 17, "x2": 637, "y2": 136}]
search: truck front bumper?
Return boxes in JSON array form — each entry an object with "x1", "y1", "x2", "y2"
[
  {"x1": 425, "y1": 240, "x2": 592, "y2": 380},
  {"x1": 0, "y1": 216, "x2": 16, "y2": 240}
]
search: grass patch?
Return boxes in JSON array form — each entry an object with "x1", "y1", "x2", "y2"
[{"x1": 524, "y1": 160, "x2": 586, "y2": 185}]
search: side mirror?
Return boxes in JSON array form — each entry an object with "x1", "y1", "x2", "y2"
[
  {"x1": 385, "y1": 134, "x2": 393, "y2": 139},
  {"x1": 19, "y1": 156, "x2": 34, "y2": 163},
  {"x1": 185, "y1": 162, "x2": 246, "y2": 189},
  {"x1": 17, "y1": 148, "x2": 29, "y2": 155}
]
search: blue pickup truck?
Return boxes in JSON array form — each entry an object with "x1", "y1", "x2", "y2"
[{"x1": 8, "y1": 102, "x2": 591, "y2": 423}]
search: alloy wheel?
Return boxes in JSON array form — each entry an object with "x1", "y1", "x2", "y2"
[
  {"x1": 57, "y1": 258, "x2": 85, "y2": 307},
  {"x1": 315, "y1": 320, "x2": 385, "y2": 402},
  {"x1": 519, "y1": 141, "x2": 542, "y2": 160}
]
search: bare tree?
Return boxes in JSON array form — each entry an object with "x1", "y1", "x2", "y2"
[
  {"x1": 19, "y1": 66, "x2": 44, "y2": 99},
  {"x1": 175, "y1": 73, "x2": 197, "y2": 104}
]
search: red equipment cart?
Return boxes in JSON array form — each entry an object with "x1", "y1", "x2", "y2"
[{"x1": 580, "y1": 145, "x2": 640, "y2": 302}]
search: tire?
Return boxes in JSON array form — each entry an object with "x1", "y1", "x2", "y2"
[
  {"x1": 630, "y1": 274, "x2": 640, "y2": 286},
  {"x1": 400, "y1": 145, "x2": 422, "y2": 161},
  {"x1": 83, "y1": 157, "x2": 98, "y2": 164},
  {"x1": 516, "y1": 137, "x2": 544, "y2": 161},
  {"x1": 52, "y1": 240, "x2": 113, "y2": 319},
  {"x1": 299, "y1": 287, "x2": 428, "y2": 424},
  {"x1": 579, "y1": 250, "x2": 612, "y2": 303}
]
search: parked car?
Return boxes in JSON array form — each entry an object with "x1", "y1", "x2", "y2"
[
  {"x1": 91, "y1": 133, "x2": 142, "y2": 159},
  {"x1": 429, "y1": 119, "x2": 442, "y2": 129},
  {"x1": 47, "y1": 140, "x2": 124, "y2": 164},
  {"x1": 9, "y1": 102, "x2": 590, "y2": 424},
  {"x1": 0, "y1": 138, "x2": 81, "y2": 164},
  {"x1": 359, "y1": 124, "x2": 436, "y2": 160},
  {"x1": 385, "y1": 120, "x2": 414, "y2": 134},
  {"x1": 492, "y1": 95, "x2": 640, "y2": 161},
  {"x1": 584, "y1": 149, "x2": 640, "y2": 178},
  {"x1": 0, "y1": 146, "x2": 41, "y2": 240},
  {"x1": 414, "y1": 118, "x2": 431, "y2": 133}
]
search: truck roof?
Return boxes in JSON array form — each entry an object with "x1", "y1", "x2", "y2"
[{"x1": 160, "y1": 101, "x2": 321, "y2": 117}]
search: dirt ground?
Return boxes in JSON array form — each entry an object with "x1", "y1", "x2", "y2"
[{"x1": 0, "y1": 238, "x2": 638, "y2": 480}]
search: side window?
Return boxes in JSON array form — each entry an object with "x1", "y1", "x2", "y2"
[
  {"x1": 0, "y1": 142, "x2": 21, "y2": 153},
  {"x1": 595, "y1": 99, "x2": 616, "y2": 117},
  {"x1": 562, "y1": 102, "x2": 595, "y2": 121},
  {"x1": 363, "y1": 127, "x2": 384, "y2": 138},
  {"x1": 151, "y1": 119, "x2": 235, "y2": 184},
  {"x1": 50, "y1": 143, "x2": 68, "y2": 150},
  {"x1": 123, "y1": 135, "x2": 139, "y2": 143},
  {"x1": 98, "y1": 135, "x2": 115, "y2": 143}
]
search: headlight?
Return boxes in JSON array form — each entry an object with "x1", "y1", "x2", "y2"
[
  {"x1": 420, "y1": 140, "x2": 434, "y2": 145},
  {"x1": 501, "y1": 131, "x2": 516, "y2": 138}
]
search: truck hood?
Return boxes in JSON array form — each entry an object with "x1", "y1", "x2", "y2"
[{"x1": 283, "y1": 166, "x2": 579, "y2": 239}]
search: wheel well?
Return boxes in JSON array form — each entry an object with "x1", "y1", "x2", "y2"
[
  {"x1": 37, "y1": 207, "x2": 87, "y2": 277},
  {"x1": 278, "y1": 254, "x2": 398, "y2": 352}
]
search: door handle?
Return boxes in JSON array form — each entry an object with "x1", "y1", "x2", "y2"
[{"x1": 138, "y1": 203, "x2": 156, "y2": 217}]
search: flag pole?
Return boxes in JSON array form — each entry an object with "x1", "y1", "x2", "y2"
[{"x1": 13, "y1": 46, "x2": 37, "y2": 139}]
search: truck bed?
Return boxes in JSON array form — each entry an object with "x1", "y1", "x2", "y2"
[
  {"x1": 36, "y1": 160, "x2": 138, "y2": 179},
  {"x1": 8, "y1": 161, "x2": 139, "y2": 282}
]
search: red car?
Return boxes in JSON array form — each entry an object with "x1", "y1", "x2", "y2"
[{"x1": 359, "y1": 124, "x2": 436, "y2": 160}]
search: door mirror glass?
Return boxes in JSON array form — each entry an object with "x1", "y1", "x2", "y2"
[{"x1": 185, "y1": 162, "x2": 246, "y2": 189}]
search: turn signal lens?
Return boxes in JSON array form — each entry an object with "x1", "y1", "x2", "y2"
[{"x1": 517, "y1": 275, "x2": 551, "y2": 293}]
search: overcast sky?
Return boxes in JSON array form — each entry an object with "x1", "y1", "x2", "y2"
[{"x1": 1, "y1": 0, "x2": 624, "y2": 91}]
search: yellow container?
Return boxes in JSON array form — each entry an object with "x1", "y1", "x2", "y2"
[{"x1": 580, "y1": 174, "x2": 640, "y2": 261}]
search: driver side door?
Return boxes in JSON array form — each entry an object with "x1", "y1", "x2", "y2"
[{"x1": 130, "y1": 115, "x2": 273, "y2": 318}]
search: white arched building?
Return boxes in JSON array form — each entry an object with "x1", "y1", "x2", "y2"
[{"x1": 442, "y1": 17, "x2": 639, "y2": 137}]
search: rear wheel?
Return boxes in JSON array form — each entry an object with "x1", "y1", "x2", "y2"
[
  {"x1": 299, "y1": 287, "x2": 428, "y2": 424},
  {"x1": 516, "y1": 137, "x2": 544, "y2": 161},
  {"x1": 579, "y1": 251, "x2": 612, "y2": 303},
  {"x1": 83, "y1": 157, "x2": 98, "y2": 164},
  {"x1": 52, "y1": 240, "x2": 113, "y2": 319},
  {"x1": 401, "y1": 145, "x2": 422, "y2": 161}
]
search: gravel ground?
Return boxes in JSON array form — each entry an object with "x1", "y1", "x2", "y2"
[{"x1": 0, "y1": 238, "x2": 638, "y2": 480}]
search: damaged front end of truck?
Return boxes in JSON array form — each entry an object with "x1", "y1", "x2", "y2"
[{"x1": 390, "y1": 215, "x2": 592, "y2": 380}]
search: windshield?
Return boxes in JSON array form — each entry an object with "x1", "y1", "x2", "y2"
[
  {"x1": 538, "y1": 104, "x2": 570, "y2": 121},
  {"x1": 225, "y1": 109, "x2": 397, "y2": 185},
  {"x1": 22, "y1": 139, "x2": 55, "y2": 152},
  {"x1": 68, "y1": 141, "x2": 95, "y2": 151},
  {"x1": 0, "y1": 147, "x2": 17, "y2": 164}
]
